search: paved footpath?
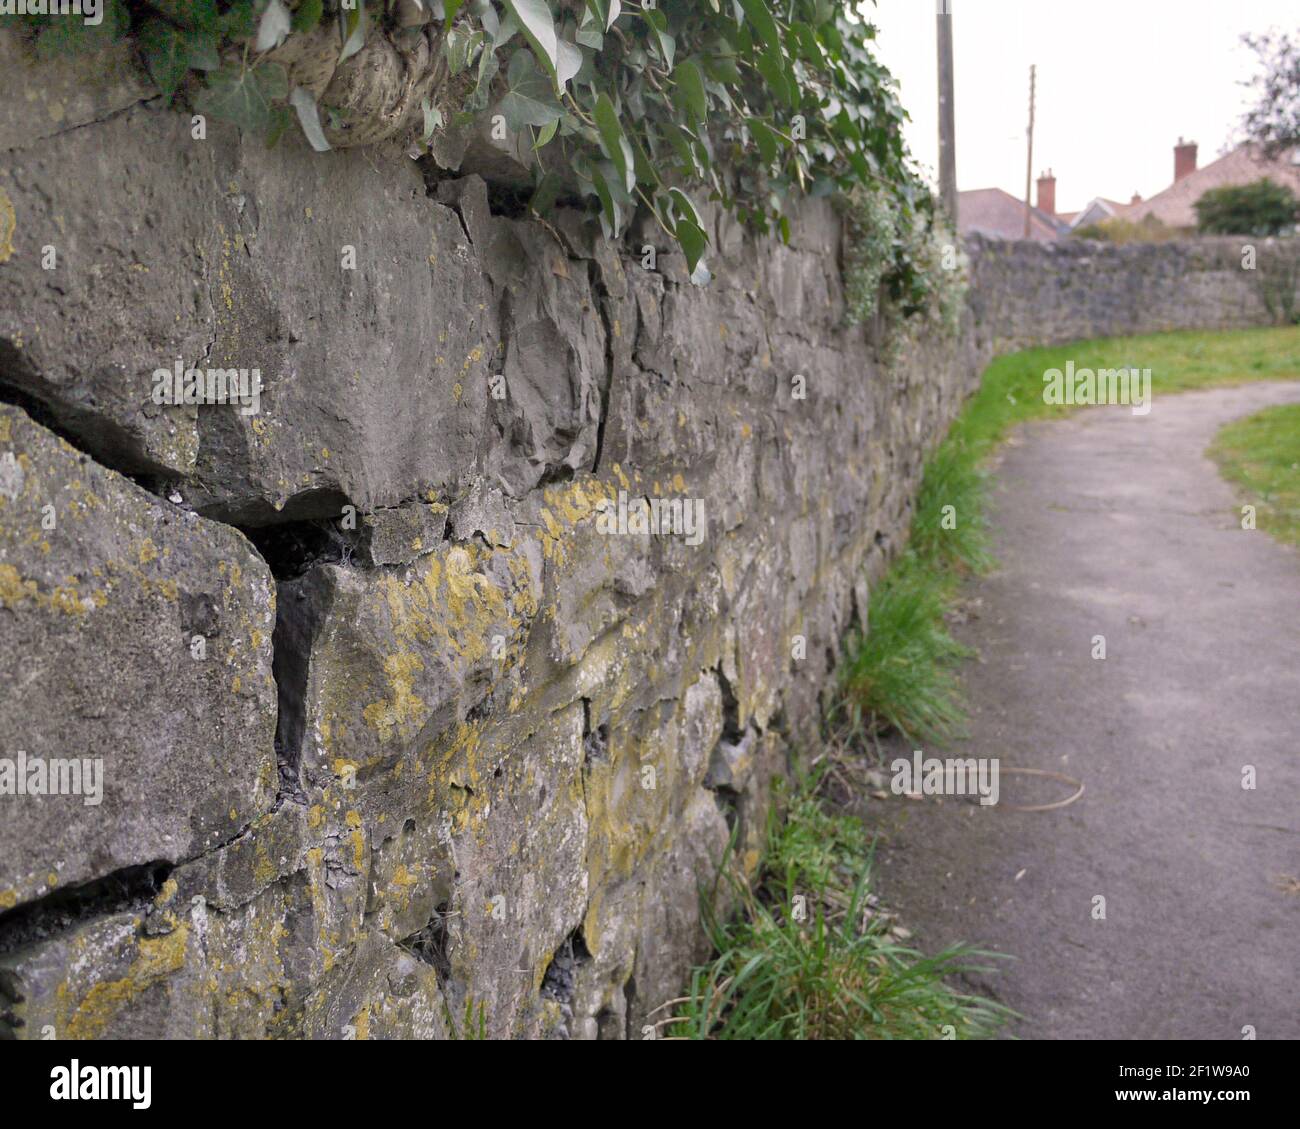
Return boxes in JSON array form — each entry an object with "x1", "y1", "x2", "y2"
[{"x1": 870, "y1": 381, "x2": 1300, "y2": 1040}]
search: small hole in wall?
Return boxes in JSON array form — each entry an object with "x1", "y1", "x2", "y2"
[{"x1": 399, "y1": 901, "x2": 454, "y2": 984}]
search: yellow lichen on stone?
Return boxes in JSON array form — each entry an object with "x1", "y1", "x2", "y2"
[{"x1": 0, "y1": 186, "x2": 15, "y2": 263}]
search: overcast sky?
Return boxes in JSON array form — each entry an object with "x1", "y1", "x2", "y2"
[{"x1": 864, "y1": 0, "x2": 1299, "y2": 213}]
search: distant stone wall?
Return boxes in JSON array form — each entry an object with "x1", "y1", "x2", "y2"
[
  {"x1": 0, "y1": 36, "x2": 1291, "y2": 1041},
  {"x1": 966, "y1": 234, "x2": 1297, "y2": 354}
]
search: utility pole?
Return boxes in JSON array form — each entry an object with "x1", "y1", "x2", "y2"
[
  {"x1": 1023, "y1": 64, "x2": 1036, "y2": 239},
  {"x1": 937, "y1": 1, "x2": 957, "y2": 225}
]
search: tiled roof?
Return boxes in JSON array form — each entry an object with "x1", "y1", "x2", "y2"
[
  {"x1": 1124, "y1": 144, "x2": 1300, "y2": 229},
  {"x1": 957, "y1": 187, "x2": 1068, "y2": 241}
]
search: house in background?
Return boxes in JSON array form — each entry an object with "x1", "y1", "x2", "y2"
[
  {"x1": 957, "y1": 138, "x2": 1300, "y2": 241},
  {"x1": 1122, "y1": 138, "x2": 1300, "y2": 231},
  {"x1": 958, "y1": 170, "x2": 1128, "y2": 240},
  {"x1": 957, "y1": 183, "x2": 1070, "y2": 241}
]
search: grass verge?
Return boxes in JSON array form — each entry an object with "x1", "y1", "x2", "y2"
[
  {"x1": 673, "y1": 326, "x2": 1300, "y2": 1041},
  {"x1": 839, "y1": 325, "x2": 1300, "y2": 745},
  {"x1": 1209, "y1": 402, "x2": 1300, "y2": 547},
  {"x1": 668, "y1": 771, "x2": 1012, "y2": 1040}
]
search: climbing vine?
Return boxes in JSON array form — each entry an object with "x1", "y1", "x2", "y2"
[{"x1": 17, "y1": 0, "x2": 936, "y2": 294}]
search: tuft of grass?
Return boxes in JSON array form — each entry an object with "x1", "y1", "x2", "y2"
[
  {"x1": 668, "y1": 773, "x2": 1012, "y2": 1041},
  {"x1": 1209, "y1": 402, "x2": 1300, "y2": 547},
  {"x1": 839, "y1": 556, "x2": 973, "y2": 745},
  {"x1": 839, "y1": 325, "x2": 1300, "y2": 745}
]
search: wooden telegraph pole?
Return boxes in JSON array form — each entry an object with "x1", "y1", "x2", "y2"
[
  {"x1": 1023, "y1": 64, "x2": 1036, "y2": 238},
  {"x1": 937, "y1": 1, "x2": 957, "y2": 224}
]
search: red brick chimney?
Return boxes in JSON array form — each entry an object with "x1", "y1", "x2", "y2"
[
  {"x1": 1036, "y1": 169, "x2": 1057, "y2": 216},
  {"x1": 1174, "y1": 138, "x2": 1198, "y2": 182}
]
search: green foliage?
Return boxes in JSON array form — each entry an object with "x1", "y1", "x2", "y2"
[
  {"x1": 444, "y1": 995, "x2": 489, "y2": 1039},
  {"x1": 837, "y1": 325, "x2": 1300, "y2": 746},
  {"x1": 16, "y1": 0, "x2": 930, "y2": 293},
  {"x1": 839, "y1": 554, "x2": 973, "y2": 746},
  {"x1": 1195, "y1": 178, "x2": 1299, "y2": 236},
  {"x1": 1071, "y1": 214, "x2": 1179, "y2": 244},
  {"x1": 842, "y1": 182, "x2": 967, "y2": 346},
  {"x1": 670, "y1": 772, "x2": 1011, "y2": 1040},
  {"x1": 1209, "y1": 402, "x2": 1300, "y2": 547},
  {"x1": 1242, "y1": 30, "x2": 1300, "y2": 157}
]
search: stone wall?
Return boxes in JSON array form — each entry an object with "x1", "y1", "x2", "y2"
[
  {"x1": 967, "y1": 233, "x2": 1297, "y2": 354},
  {"x1": 0, "y1": 45, "x2": 1290, "y2": 1040},
  {"x1": 0, "y1": 79, "x2": 986, "y2": 1037}
]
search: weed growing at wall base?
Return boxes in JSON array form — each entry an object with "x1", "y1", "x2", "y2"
[{"x1": 669, "y1": 772, "x2": 1011, "y2": 1040}]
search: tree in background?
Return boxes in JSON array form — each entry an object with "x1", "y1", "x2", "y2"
[
  {"x1": 1242, "y1": 30, "x2": 1300, "y2": 155},
  {"x1": 1195, "y1": 179, "x2": 1299, "y2": 236}
]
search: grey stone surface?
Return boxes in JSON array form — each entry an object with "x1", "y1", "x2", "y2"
[
  {"x1": 0, "y1": 49, "x2": 1289, "y2": 1038},
  {"x1": 0, "y1": 404, "x2": 278, "y2": 912}
]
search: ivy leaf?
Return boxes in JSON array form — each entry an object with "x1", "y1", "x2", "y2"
[
  {"x1": 644, "y1": 9, "x2": 675, "y2": 72},
  {"x1": 749, "y1": 117, "x2": 779, "y2": 164},
  {"x1": 290, "y1": 86, "x2": 331, "y2": 151},
  {"x1": 737, "y1": 0, "x2": 781, "y2": 54},
  {"x1": 503, "y1": 0, "x2": 559, "y2": 79},
  {"x1": 669, "y1": 187, "x2": 704, "y2": 231},
  {"x1": 674, "y1": 58, "x2": 707, "y2": 125},
  {"x1": 674, "y1": 215, "x2": 707, "y2": 274},
  {"x1": 534, "y1": 120, "x2": 560, "y2": 148},
  {"x1": 606, "y1": 0, "x2": 621, "y2": 30},
  {"x1": 590, "y1": 164, "x2": 621, "y2": 239},
  {"x1": 139, "y1": 19, "x2": 191, "y2": 98},
  {"x1": 755, "y1": 47, "x2": 794, "y2": 109},
  {"x1": 292, "y1": 0, "x2": 324, "y2": 33},
  {"x1": 497, "y1": 49, "x2": 563, "y2": 131},
  {"x1": 218, "y1": 1, "x2": 259, "y2": 39},
  {"x1": 445, "y1": 27, "x2": 486, "y2": 76},
  {"x1": 445, "y1": 0, "x2": 465, "y2": 24},
  {"x1": 556, "y1": 37, "x2": 583, "y2": 88},
  {"x1": 530, "y1": 171, "x2": 564, "y2": 216},
  {"x1": 340, "y1": 0, "x2": 368, "y2": 63},
  {"x1": 195, "y1": 62, "x2": 289, "y2": 134},
  {"x1": 255, "y1": 0, "x2": 292, "y2": 53},
  {"x1": 593, "y1": 94, "x2": 634, "y2": 194},
  {"x1": 473, "y1": 0, "x2": 500, "y2": 40},
  {"x1": 151, "y1": 0, "x2": 220, "y2": 30}
]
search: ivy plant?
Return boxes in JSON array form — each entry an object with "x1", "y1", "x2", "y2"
[{"x1": 17, "y1": 0, "x2": 936, "y2": 300}]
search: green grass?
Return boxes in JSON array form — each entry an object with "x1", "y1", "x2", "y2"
[
  {"x1": 669, "y1": 773, "x2": 1012, "y2": 1040},
  {"x1": 839, "y1": 325, "x2": 1300, "y2": 745},
  {"x1": 1209, "y1": 402, "x2": 1300, "y2": 547}
]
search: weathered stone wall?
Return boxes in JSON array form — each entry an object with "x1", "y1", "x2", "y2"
[
  {"x1": 0, "y1": 45, "x2": 1290, "y2": 1040},
  {"x1": 967, "y1": 233, "x2": 1297, "y2": 354},
  {"x1": 0, "y1": 78, "x2": 984, "y2": 1038}
]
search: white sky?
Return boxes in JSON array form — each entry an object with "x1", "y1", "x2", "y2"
[{"x1": 863, "y1": 0, "x2": 1299, "y2": 213}]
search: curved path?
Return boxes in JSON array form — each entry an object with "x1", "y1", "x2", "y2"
[{"x1": 871, "y1": 381, "x2": 1300, "y2": 1040}]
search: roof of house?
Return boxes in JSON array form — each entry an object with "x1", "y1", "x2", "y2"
[
  {"x1": 957, "y1": 187, "x2": 1069, "y2": 241},
  {"x1": 1124, "y1": 143, "x2": 1300, "y2": 229},
  {"x1": 1068, "y1": 197, "x2": 1134, "y2": 229}
]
